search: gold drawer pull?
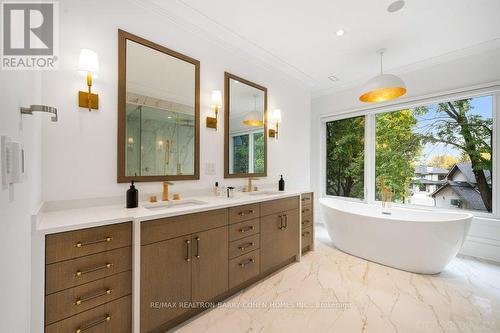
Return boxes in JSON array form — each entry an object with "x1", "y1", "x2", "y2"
[
  {"x1": 185, "y1": 239, "x2": 191, "y2": 262},
  {"x1": 302, "y1": 231, "x2": 311, "y2": 237},
  {"x1": 74, "y1": 289, "x2": 112, "y2": 306},
  {"x1": 76, "y1": 314, "x2": 111, "y2": 333},
  {"x1": 74, "y1": 263, "x2": 113, "y2": 277},
  {"x1": 279, "y1": 214, "x2": 288, "y2": 230},
  {"x1": 238, "y1": 209, "x2": 255, "y2": 216},
  {"x1": 302, "y1": 219, "x2": 310, "y2": 225},
  {"x1": 238, "y1": 242, "x2": 255, "y2": 251},
  {"x1": 239, "y1": 258, "x2": 255, "y2": 267},
  {"x1": 195, "y1": 237, "x2": 201, "y2": 259},
  {"x1": 302, "y1": 208, "x2": 310, "y2": 214},
  {"x1": 301, "y1": 197, "x2": 311, "y2": 201},
  {"x1": 75, "y1": 236, "x2": 112, "y2": 248},
  {"x1": 239, "y1": 225, "x2": 254, "y2": 233}
]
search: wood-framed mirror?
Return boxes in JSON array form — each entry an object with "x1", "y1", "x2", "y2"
[
  {"x1": 117, "y1": 30, "x2": 200, "y2": 183},
  {"x1": 224, "y1": 72, "x2": 267, "y2": 178}
]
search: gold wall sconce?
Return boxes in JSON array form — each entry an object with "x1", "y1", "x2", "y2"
[
  {"x1": 206, "y1": 90, "x2": 222, "y2": 129},
  {"x1": 78, "y1": 49, "x2": 100, "y2": 111},
  {"x1": 268, "y1": 109, "x2": 281, "y2": 139}
]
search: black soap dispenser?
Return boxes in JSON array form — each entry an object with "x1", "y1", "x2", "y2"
[
  {"x1": 127, "y1": 181, "x2": 138, "y2": 208},
  {"x1": 278, "y1": 175, "x2": 285, "y2": 191}
]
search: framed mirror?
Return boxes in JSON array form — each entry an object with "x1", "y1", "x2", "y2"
[
  {"x1": 117, "y1": 30, "x2": 200, "y2": 182},
  {"x1": 224, "y1": 72, "x2": 267, "y2": 178}
]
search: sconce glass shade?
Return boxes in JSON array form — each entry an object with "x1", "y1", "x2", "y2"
[
  {"x1": 210, "y1": 90, "x2": 222, "y2": 108},
  {"x1": 272, "y1": 109, "x2": 282, "y2": 123},
  {"x1": 243, "y1": 111, "x2": 264, "y2": 126},
  {"x1": 78, "y1": 49, "x2": 100, "y2": 78},
  {"x1": 359, "y1": 74, "x2": 406, "y2": 103}
]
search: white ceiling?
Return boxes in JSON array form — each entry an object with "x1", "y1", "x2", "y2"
[{"x1": 147, "y1": 0, "x2": 500, "y2": 97}]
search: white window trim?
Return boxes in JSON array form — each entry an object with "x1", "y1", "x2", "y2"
[{"x1": 320, "y1": 83, "x2": 500, "y2": 219}]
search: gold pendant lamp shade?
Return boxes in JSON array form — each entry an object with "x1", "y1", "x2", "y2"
[
  {"x1": 359, "y1": 49, "x2": 406, "y2": 103},
  {"x1": 242, "y1": 95, "x2": 264, "y2": 126}
]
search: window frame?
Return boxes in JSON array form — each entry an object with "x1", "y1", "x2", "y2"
[{"x1": 320, "y1": 85, "x2": 500, "y2": 219}]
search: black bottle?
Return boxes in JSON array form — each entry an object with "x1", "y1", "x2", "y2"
[
  {"x1": 278, "y1": 175, "x2": 285, "y2": 191},
  {"x1": 127, "y1": 181, "x2": 138, "y2": 208}
]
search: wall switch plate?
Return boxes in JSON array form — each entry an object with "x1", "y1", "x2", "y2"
[
  {"x1": 1, "y1": 136, "x2": 26, "y2": 186},
  {"x1": 205, "y1": 162, "x2": 216, "y2": 175}
]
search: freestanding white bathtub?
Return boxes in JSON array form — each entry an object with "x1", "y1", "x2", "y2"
[{"x1": 320, "y1": 198, "x2": 473, "y2": 274}]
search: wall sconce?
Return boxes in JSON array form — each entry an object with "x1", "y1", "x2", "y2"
[
  {"x1": 78, "y1": 49, "x2": 100, "y2": 111},
  {"x1": 206, "y1": 90, "x2": 222, "y2": 129},
  {"x1": 268, "y1": 109, "x2": 281, "y2": 139},
  {"x1": 20, "y1": 105, "x2": 58, "y2": 122}
]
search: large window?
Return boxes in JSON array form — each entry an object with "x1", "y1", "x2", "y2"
[
  {"x1": 376, "y1": 96, "x2": 493, "y2": 212},
  {"x1": 325, "y1": 94, "x2": 495, "y2": 214},
  {"x1": 325, "y1": 116, "x2": 365, "y2": 199}
]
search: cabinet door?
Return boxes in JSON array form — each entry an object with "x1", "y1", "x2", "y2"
[
  {"x1": 141, "y1": 235, "x2": 192, "y2": 333},
  {"x1": 260, "y1": 209, "x2": 299, "y2": 272},
  {"x1": 191, "y1": 226, "x2": 229, "y2": 302}
]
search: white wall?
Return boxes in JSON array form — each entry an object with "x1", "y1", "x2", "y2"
[
  {"x1": 0, "y1": 72, "x2": 42, "y2": 332},
  {"x1": 311, "y1": 47, "x2": 500, "y2": 262},
  {"x1": 40, "y1": 0, "x2": 311, "y2": 202}
]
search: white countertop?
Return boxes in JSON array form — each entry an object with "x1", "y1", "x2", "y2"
[{"x1": 36, "y1": 189, "x2": 312, "y2": 234}]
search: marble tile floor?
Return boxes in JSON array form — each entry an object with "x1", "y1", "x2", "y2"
[{"x1": 174, "y1": 224, "x2": 500, "y2": 333}]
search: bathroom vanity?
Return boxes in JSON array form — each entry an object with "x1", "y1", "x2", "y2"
[{"x1": 33, "y1": 191, "x2": 314, "y2": 333}]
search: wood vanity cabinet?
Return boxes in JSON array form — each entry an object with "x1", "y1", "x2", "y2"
[
  {"x1": 140, "y1": 209, "x2": 229, "y2": 333},
  {"x1": 260, "y1": 197, "x2": 300, "y2": 273},
  {"x1": 44, "y1": 222, "x2": 132, "y2": 332},
  {"x1": 301, "y1": 192, "x2": 314, "y2": 253}
]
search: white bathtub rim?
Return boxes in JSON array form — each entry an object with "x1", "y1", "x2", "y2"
[{"x1": 319, "y1": 197, "x2": 473, "y2": 223}]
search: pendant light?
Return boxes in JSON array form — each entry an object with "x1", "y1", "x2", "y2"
[
  {"x1": 243, "y1": 95, "x2": 264, "y2": 126},
  {"x1": 359, "y1": 48, "x2": 406, "y2": 103}
]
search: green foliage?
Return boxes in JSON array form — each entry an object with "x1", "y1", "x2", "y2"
[
  {"x1": 326, "y1": 116, "x2": 365, "y2": 198},
  {"x1": 376, "y1": 109, "x2": 421, "y2": 203},
  {"x1": 233, "y1": 134, "x2": 249, "y2": 173},
  {"x1": 254, "y1": 132, "x2": 264, "y2": 173}
]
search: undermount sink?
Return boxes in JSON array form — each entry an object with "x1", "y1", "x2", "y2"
[
  {"x1": 247, "y1": 190, "x2": 282, "y2": 196},
  {"x1": 144, "y1": 199, "x2": 208, "y2": 210}
]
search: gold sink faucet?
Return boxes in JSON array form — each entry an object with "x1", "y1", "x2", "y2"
[
  {"x1": 162, "y1": 181, "x2": 174, "y2": 201},
  {"x1": 247, "y1": 177, "x2": 259, "y2": 192}
]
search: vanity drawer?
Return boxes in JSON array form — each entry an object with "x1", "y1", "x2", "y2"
[
  {"x1": 141, "y1": 209, "x2": 228, "y2": 245},
  {"x1": 229, "y1": 234, "x2": 260, "y2": 259},
  {"x1": 301, "y1": 216, "x2": 313, "y2": 229},
  {"x1": 229, "y1": 203, "x2": 260, "y2": 224},
  {"x1": 45, "y1": 271, "x2": 131, "y2": 325},
  {"x1": 45, "y1": 295, "x2": 131, "y2": 333},
  {"x1": 301, "y1": 192, "x2": 313, "y2": 204},
  {"x1": 301, "y1": 204, "x2": 313, "y2": 218},
  {"x1": 229, "y1": 218, "x2": 260, "y2": 241},
  {"x1": 260, "y1": 197, "x2": 299, "y2": 216},
  {"x1": 229, "y1": 249, "x2": 260, "y2": 289},
  {"x1": 302, "y1": 226, "x2": 313, "y2": 251},
  {"x1": 45, "y1": 222, "x2": 132, "y2": 265},
  {"x1": 45, "y1": 247, "x2": 132, "y2": 295}
]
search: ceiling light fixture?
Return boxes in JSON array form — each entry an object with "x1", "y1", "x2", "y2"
[
  {"x1": 243, "y1": 95, "x2": 264, "y2": 127},
  {"x1": 359, "y1": 48, "x2": 406, "y2": 103},
  {"x1": 335, "y1": 29, "x2": 345, "y2": 37},
  {"x1": 387, "y1": 0, "x2": 405, "y2": 13},
  {"x1": 328, "y1": 75, "x2": 339, "y2": 82}
]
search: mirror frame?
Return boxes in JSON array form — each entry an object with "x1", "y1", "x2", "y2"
[
  {"x1": 117, "y1": 29, "x2": 200, "y2": 183},
  {"x1": 224, "y1": 72, "x2": 268, "y2": 179}
]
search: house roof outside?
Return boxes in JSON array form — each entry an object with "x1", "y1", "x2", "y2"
[
  {"x1": 431, "y1": 163, "x2": 491, "y2": 211},
  {"x1": 447, "y1": 163, "x2": 492, "y2": 184},
  {"x1": 414, "y1": 165, "x2": 449, "y2": 175},
  {"x1": 412, "y1": 178, "x2": 446, "y2": 185}
]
